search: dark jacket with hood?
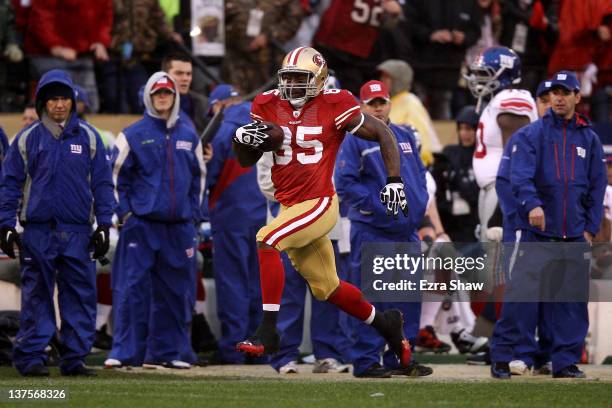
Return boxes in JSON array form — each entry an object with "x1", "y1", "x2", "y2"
[{"x1": 0, "y1": 69, "x2": 115, "y2": 230}]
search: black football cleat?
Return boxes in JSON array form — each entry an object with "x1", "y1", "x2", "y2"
[
  {"x1": 391, "y1": 360, "x2": 433, "y2": 377},
  {"x1": 236, "y1": 329, "x2": 280, "y2": 357},
  {"x1": 491, "y1": 362, "x2": 511, "y2": 379},
  {"x1": 553, "y1": 365, "x2": 586, "y2": 379},
  {"x1": 376, "y1": 309, "x2": 412, "y2": 368},
  {"x1": 354, "y1": 363, "x2": 392, "y2": 378}
]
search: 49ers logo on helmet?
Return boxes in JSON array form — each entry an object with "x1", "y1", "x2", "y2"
[{"x1": 313, "y1": 54, "x2": 325, "y2": 67}]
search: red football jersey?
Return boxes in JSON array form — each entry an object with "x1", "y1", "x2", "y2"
[
  {"x1": 251, "y1": 89, "x2": 362, "y2": 206},
  {"x1": 313, "y1": 0, "x2": 382, "y2": 58}
]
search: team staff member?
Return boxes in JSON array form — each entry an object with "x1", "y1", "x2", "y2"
[
  {"x1": 0, "y1": 69, "x2": 115, "y2": 376},
  {"x1": 107, "y1": 72, "x2": 206, "y2": 369},
  {"x1": 206, "y1": 84, "x2": 267, "y2": 364},
  {"x1": 335, "y1": 80, "x2": 431, "y2": 378},
  {"x1": 502, "y1": 71, "x2": 606, "y2": 379},
  {"x1": 491, "y1": 79, "x2": 554, "y2": 378}
]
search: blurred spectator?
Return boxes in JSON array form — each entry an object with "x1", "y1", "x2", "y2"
[
  {"x1": 98, "y1": 0, "x2": 182, "y2": 113},
  {"x1": 535, "y1": 78, "x2": 552, "y2": 117},
  {"x1": 548, "y1": 0, "x2": 610, "y2": 76},
  {"x1": 592, "y1": 7, "x2": 612, "y2": 122},
  {"x1": 434, "y1": 106, "x2": 480, "y2": 243},
  {"x1": 313, "y1": 0, "x2": 403, "y2": 95},
  {"x1": 0, "y1": 126, "x2": 8, "y2": 164},
  {"x1": 0, "y1": 0, "x2": 23, "y2": 111},
  {"x1": 404, "y1": 0, "x2": 481, "y2": 119},
  {"x1": 25, "y1": 0, "x2": 112, "y2": 113},
  {"x1": 162, "y1": 52, "x2": 208, "y2": 135},
  {"x1": 222, "y1": 0, "x2": 302, "y2": 94},
  {"x1": 457, "y1": 0, "x2": 501, "y2": 112},
  {"x1": 499, "y1": 0, "x2": 558, "y2": 93},
  {"x1": 20, "y1": 101, "x2": 37, "y2": 129},
  {"x1": 377, "y1": 59, "x2": 441, "y2": 166}
]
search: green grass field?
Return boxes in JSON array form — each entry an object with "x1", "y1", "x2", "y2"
[{"x1": 0, "y1": 367, "x2": 611, "y2": 408}]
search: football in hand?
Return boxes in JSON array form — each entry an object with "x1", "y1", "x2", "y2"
[{"x1": 258, "y1": 122, "x2": 285, "y2": 152}]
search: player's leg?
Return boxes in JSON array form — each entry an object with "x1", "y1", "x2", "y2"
[
  {"x1": 236, "y1": 196, "x2": 338, "y2": 356},
  {"x1": 289, "y1": 234, "x2": 412, "y2": 368}
]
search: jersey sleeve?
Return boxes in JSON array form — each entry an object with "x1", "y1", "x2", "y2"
[
  {"x1": 250, "y1": 90, "x2": 279, "y2": 122},
  {"x1": 496, "y1": 92, "x2": 537, "y2": 118},
  {"x1": 330, "y1": 90, "x2": 362, "y2": 131}
]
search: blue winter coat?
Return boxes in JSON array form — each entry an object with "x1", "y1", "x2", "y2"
[
  {"x1": 511, "y1": 109, "x2": 606, "y2": 238},
  {"x1": 205, "y1": 101, "x2": 266, "y2": 230},
  {"x1": 112, "y1": 72, "x2": 206, "y2": 223},
  {"x1": 0, "y1": 69, "x2": 115, "y2": 230}
]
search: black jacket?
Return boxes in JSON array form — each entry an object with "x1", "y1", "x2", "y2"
[{"x1": 405, "y1": 0, "x2": 481, "y2": 88}]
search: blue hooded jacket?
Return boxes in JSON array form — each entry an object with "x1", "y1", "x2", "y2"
[
  {"x1": 112, "y1": 72, "x2": 206, "y2": 223},
  {"x1": 0, "y1": 69, "x2": 115, "y2": 230},
  {"x1": 511, "y1": 109, "x2": 606, "y2": 238},
  {"x1": 205, "y1": 101, "x2": 266, "y2": 230},
  {"x1": 335, "y1": 124, "x2": 428, "y2": 235}
]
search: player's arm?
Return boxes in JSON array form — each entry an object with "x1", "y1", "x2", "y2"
[
  {"x1": 232, "y1": 141, "x2": 263, "y2": 168},
  {"x1": 497, "y1": 113, "x2": 530, "y2": 146},
  {"x1": 344, "y1": 113, "x2": 407, "y2": 217},
  {"x1": 346, "y1": 113, "x2": 401, "y2": 178}
]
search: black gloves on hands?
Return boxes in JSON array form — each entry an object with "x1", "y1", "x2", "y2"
[
  {"x1": 89, "y1": 225, "x2": 110, "y2": 259},
  {"x1": 380, "y1": 177, "x2": 409, "y2": 218},
  {"x1": 0, "y1": 226, "x2": 21, "y2": 259},
  {"x1": 233, "y1": 122, "x2": 271, "y2": 149}
]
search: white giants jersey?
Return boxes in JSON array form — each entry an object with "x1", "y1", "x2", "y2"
[{"x1": 473, "y1": 89, "x2": 538, "y2": 188}]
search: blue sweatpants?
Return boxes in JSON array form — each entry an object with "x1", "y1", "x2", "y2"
[
  {"x1": 491, "y1": 230, "x2": 588, "y2": 371},
  {"x1": 212, "y1": 223, "x2": 264, "y2": 363},
  {"x1": 109, "y1": 216, "x2": 196, "y2": 365},
  {"x1": 348, "y1": 223, "x2": 421, "y2": 376},
  {"x1": 13, "y1": 225, "x2": 95, "y2": 374},
  {"x1": 270, "y1": 241, "x2": 352, "y2": 371}
]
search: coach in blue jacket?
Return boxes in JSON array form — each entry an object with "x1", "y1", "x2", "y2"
[
  {"x1": 335, "y1": 81, "x2": 430, "y2": 378},
  {"x1": 500, "y1": 71, "x2": 606, "y2": 379},
  {"x1": 0, "y1": 69, "x2": 115, "y2": 376},
  {"x1": 205, "y1": 84, "x2": 267, "y2": 363},
  {"x1": 108, "y1": 72, "x2": 207, "y2": 368}
]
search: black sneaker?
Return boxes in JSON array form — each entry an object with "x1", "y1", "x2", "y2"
[
  {"x1": 466, "y1": 350, "x2": 491, "y2": 366},
  {"x1": 491, "y1": 362, "x2": 511, "y2": 379},
  {"x1": 374, "y1": 309, "x2": 411, "y2": 367},
  {"x1": 22, "y1": 364, "x2": 50, "y2": 377},
  {"x1": 391, "y1": 361, "x2": 433, "y2": 377},
  {"x1": 61, "y1": 365, "x2": 97, "y2": 377},
  {"x1": 354, "y1": 363, "x2": 392, "y2": 378},
  {"x1": 450, "y1": 329, "x2": 489, "y2": 354},
  {"x1": 553, "y1": 365, "x2": 586, "y2": 379},
  {"x1": 93, "y1": 324, "x2": 113, "y2": 350},
  {"x1": 236, "y1": 327, "x2": 280, "y2": 357}
]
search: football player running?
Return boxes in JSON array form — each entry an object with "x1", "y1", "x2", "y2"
[
  {"x1": 232, "y1": 46, "x2": 412, "y2": 368},
  {"x1": 466, "y1": 46, "x2": 538, "y2": 243}
]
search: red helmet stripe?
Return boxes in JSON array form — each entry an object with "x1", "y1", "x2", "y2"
[{"x1": 290, "y1": 47, "x2": 306, "y2": 66}]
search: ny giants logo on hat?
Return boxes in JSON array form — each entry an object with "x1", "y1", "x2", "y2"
[
  {"x1": 151, "y1": 76, "x2": 175, "y2": 94},
  {"x1": 370, "y1": 83, "x2": 382, "y2": 92}
]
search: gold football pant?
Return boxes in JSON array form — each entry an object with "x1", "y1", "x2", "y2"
[{"x1": 256, "y1": 195, "x2": 339, "y2": 300}]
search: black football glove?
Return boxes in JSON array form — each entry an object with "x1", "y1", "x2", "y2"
[
  {"x1": 380, "y1": 177, "x2": 409, "y2": 218},
  {"x1": 0, "y1": 226, "x2": 21, "y2": 259},
  {"x1": 89, "y1": 225, "x2": 110, "y2": 259},
  {"x1": 233, "y1": 122, "x2": 272, "y2": 149}
]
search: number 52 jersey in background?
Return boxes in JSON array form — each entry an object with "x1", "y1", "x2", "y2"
[{"x1": 251, "y1": 89, "x2": 362, "y2": 206}]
